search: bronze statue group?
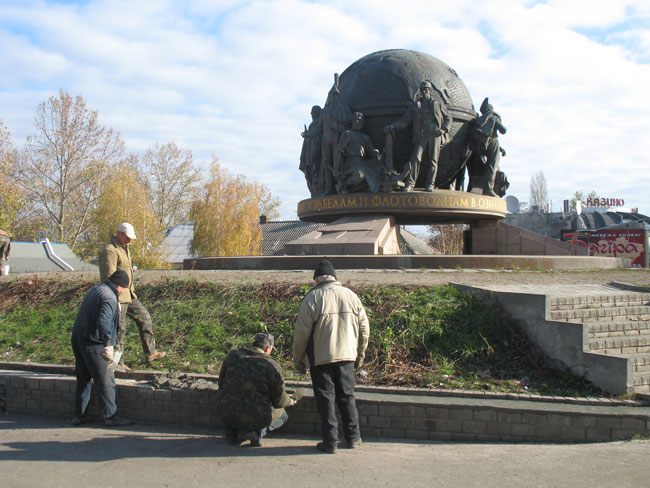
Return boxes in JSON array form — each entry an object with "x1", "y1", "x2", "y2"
[{"x1": 300, "y1": 74, "x2": 508, "y2": 198}]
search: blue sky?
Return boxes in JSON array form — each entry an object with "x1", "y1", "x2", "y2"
[{"x1": 1, "y1": 0, "x2": 649, "y2": 224}]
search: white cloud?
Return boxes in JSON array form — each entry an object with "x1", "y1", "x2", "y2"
[{"x1": 1, "y1": 0, "x2": 649, "y2": 220}]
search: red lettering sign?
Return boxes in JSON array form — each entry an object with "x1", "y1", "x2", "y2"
[{"x1": 561, "y1": 229, "x2": 645, "y2": 267}]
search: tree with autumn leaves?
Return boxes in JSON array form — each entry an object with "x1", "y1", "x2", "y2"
[
  {"x1": 190, "y1": 158, "x2": 279, "y2": 257},
  {"x1": 0, "y1": 120, "x2": 23, "y2": 233},
  {"x1": 1, "y1": 91, "x2": 281, "y2": 266}
]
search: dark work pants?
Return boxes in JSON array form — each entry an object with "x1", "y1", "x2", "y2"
[
  {"x1": 222, "y1": 410, "x2": 289, "y2": 439},
  {"x1": 71, "y1": 334, "x2": 117, "y2": 419},
  {"x1": 310, "y1": 361, "x2": 360, "y2": 443},
  {"x1": 117, "y1": 299, "x2": 156, "y2": 357}
]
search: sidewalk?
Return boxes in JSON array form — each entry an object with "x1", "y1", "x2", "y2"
[{"x1": 1, "y1": 413, "x2": 649, "y2": 488}]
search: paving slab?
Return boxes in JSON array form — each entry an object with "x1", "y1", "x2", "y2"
[{"x1": 1, "y1": 414, "x2": 649, "y2": 488}]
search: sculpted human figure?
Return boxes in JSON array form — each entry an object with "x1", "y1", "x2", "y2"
[
  {"x1": 320, "y1": 74, "x2": 352, "y2": 195},
  {"x1": 469, "y1": 97, "x2": 507, "y2": 197},
  {"x1": 300, "y1": 105, "x2": 322, "y2": 197},
  {"x1": 336, "y1": 112, "x2": 383, "y2": 193},
  {"x1": 384, "y1": 80, "x2": 452, "y2": 192}
]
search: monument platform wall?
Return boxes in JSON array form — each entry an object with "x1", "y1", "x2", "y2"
[{"x1": 184, "y1": 254, "x2": 628, "y2": 271}]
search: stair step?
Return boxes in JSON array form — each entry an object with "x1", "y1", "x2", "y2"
[
  {"x1": 550, "y1": 294, "x2": 650, "y2": 310},
  {"x1": 550, "y1": 305, "x2": 650, "y2": 323},
  {"x1": 588, "y1": 320, "x2": 650, "y2": 338},
  {"x1": 632, "y1": 371, "x2": 650, "y2": 388},
  {"x1": 631, "y1": 353, "x2": 650, "y2": 373},
  {"x1": 588, "y1": 335, "x2": 650, "y2": 354}
]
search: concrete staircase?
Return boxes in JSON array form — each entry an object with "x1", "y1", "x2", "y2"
[
  {"x1": 549, "y1": 293, "x2": 650, "y2": 394},
  {"x1": 451, "y1": 283, "x2": 650, "y2": 396}
]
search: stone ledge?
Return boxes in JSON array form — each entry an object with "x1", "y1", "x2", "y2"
[
  {"x1": 1, "y1": 361, "x2": 645, "y2": 407},
  {"x1": 2, "y1": 368, "x2": 649, "y2": 443}
]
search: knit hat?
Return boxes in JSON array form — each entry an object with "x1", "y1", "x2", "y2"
[
  {"x1": 254, "y1": 332, "x2": 275, "y2": 350},
  {"x1": 313, "y1": 260, "x2": 337, "y2": 280},
  {"x1": 109, "y1": 269, "x2": 130, "y2": 288}
]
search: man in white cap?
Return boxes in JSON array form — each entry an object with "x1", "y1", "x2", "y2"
[{"x1": 99, "y1": 222, "x2": 165, "y2": 370}]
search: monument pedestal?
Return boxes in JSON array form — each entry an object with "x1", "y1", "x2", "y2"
[
  {"x1": 297, "y1": 190, "x2": 507, "y2": 225},
  {"x1": 283, "y1": 216, "x2": 400, "y2": 255}
]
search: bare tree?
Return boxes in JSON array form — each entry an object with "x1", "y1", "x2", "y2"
[
  {"x1": 139, "y1": 142, "x2": 201, "y2": 228},
  {"x1": 14, "y1": 90, "x2": 124, "y2": 248},
  {"x1": 529, "y1": 171, "x2": 549, "y2": 212},
  {"x1": 427, "y1": 224, "x2": 466, "y2": 254}
]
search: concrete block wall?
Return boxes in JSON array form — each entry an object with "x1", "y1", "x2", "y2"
[
  {"x1": 469, "y1": 221, "x2": 588, "y2": 256},
  {"x1": 2, "y1": 369, "x2": 649, "y2": 443}
]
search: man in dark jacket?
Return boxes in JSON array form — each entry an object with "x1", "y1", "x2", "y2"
[
  {"x1": 71, "y1": 270, "x2": 132, "y2": 427},
  {"x1": 216, "y1": 332, "x2": 295, "y2": 446}
]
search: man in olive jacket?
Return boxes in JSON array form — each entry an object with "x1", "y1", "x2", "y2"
[
  {"x1": 216, "y1": 332, "x2": 295, "y2": 447},
  {"x1": 99, "y1": 222, "x2": 165, "y2": 368},
  {"x1": 293, "y1": 260, "x2": 370, "y2": 454}
]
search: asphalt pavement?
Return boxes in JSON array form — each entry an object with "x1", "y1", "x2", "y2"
[{"x1": 1, "y1": 413, "x2": 649, "y2": 488}]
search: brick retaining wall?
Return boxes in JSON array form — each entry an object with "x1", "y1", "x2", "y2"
[{"x1": 2, "y1": 368, "x2": 649, "y2": 443}]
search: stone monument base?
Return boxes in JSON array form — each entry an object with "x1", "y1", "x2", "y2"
[{"x1": 284, "y1": 216, "x2": 400, "y2": 256}]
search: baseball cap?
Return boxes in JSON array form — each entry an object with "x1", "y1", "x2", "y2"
[{"x1": 117, "y1": 222, "x2": 138, "y2": 240}]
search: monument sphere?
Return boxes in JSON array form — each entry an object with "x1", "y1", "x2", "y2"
[
  {"x1": 297, "y1": 48, "x2": 507, "y2": 224},
  {"x1": 336, "y1": 49, "x2": 476, "y2": 187}
]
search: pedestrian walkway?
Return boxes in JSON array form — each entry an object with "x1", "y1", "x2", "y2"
[
  {"x1": 1, "y1": 413, "x2": 649, "y2": 488},
  {"x1": 473, "y1": 283, "x2": 644, "y2": 296}
]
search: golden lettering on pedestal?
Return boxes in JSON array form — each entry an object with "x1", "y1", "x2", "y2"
[{"x1": 297, "y1": 191, "x2": 506, "y2": 219}]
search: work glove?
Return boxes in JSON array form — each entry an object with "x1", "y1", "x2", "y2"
[{"x1": 101, "y1": 345, "x2": 114, "y2": 362}]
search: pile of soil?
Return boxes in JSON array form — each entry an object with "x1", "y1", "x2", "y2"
[{"x1": 152, "y1": 372, "x2": 219, "y2": 390}]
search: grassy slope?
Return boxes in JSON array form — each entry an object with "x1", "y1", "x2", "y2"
[{"x1": 0, "y1": 278, "x2": 602, "y2": 397}]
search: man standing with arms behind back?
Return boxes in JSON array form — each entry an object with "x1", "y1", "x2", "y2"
[
  {"x1": 99, "y1": 222, "x2": 165, "y2": 370},
  {"x1": 293, "y1": 260, "x2": 369, "y2": 454},
  {"x1": 0, "y1": 229, "x2": 10, "y2": 275}
]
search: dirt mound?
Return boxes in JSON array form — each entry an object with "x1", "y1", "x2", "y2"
[{"x1": 152, "y1": 372, "x2": 219, "y2": 390}]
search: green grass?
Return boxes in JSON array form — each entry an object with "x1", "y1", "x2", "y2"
[{"x1": 0, "y1": 278, "x2": 604, "y2": 397}]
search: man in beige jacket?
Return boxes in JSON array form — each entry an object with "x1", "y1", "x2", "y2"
[
  {"x1": 99, "y1": 223, "x2": 165, "y2": 369},
  {"x1": 293, "y1": 260, "x2": 369, "y2": 454}
]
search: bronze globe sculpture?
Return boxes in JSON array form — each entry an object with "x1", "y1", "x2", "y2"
[
  {"x1": 298, "y1": 49, "x2": 507, "y2": 224},
  {"x1": 337, "y1": 49, "x2": 476, "y2": 188}
]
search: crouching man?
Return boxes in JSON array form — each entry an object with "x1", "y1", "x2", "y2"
[
  {"x1": 71, "y1": 270, "x2": 132, "y2": 427},
  {"x1": 216, "y1": 332, "x2": 295, "y2": 446}
]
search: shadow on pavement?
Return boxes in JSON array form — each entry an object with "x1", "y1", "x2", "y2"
[{"x1": 0, "y1": 417, "x2": 320, "y2": 461}]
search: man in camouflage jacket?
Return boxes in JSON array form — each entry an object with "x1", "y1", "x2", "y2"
[{"x1": 216, "y1": 332, "x2": 295, "y2": 446}]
